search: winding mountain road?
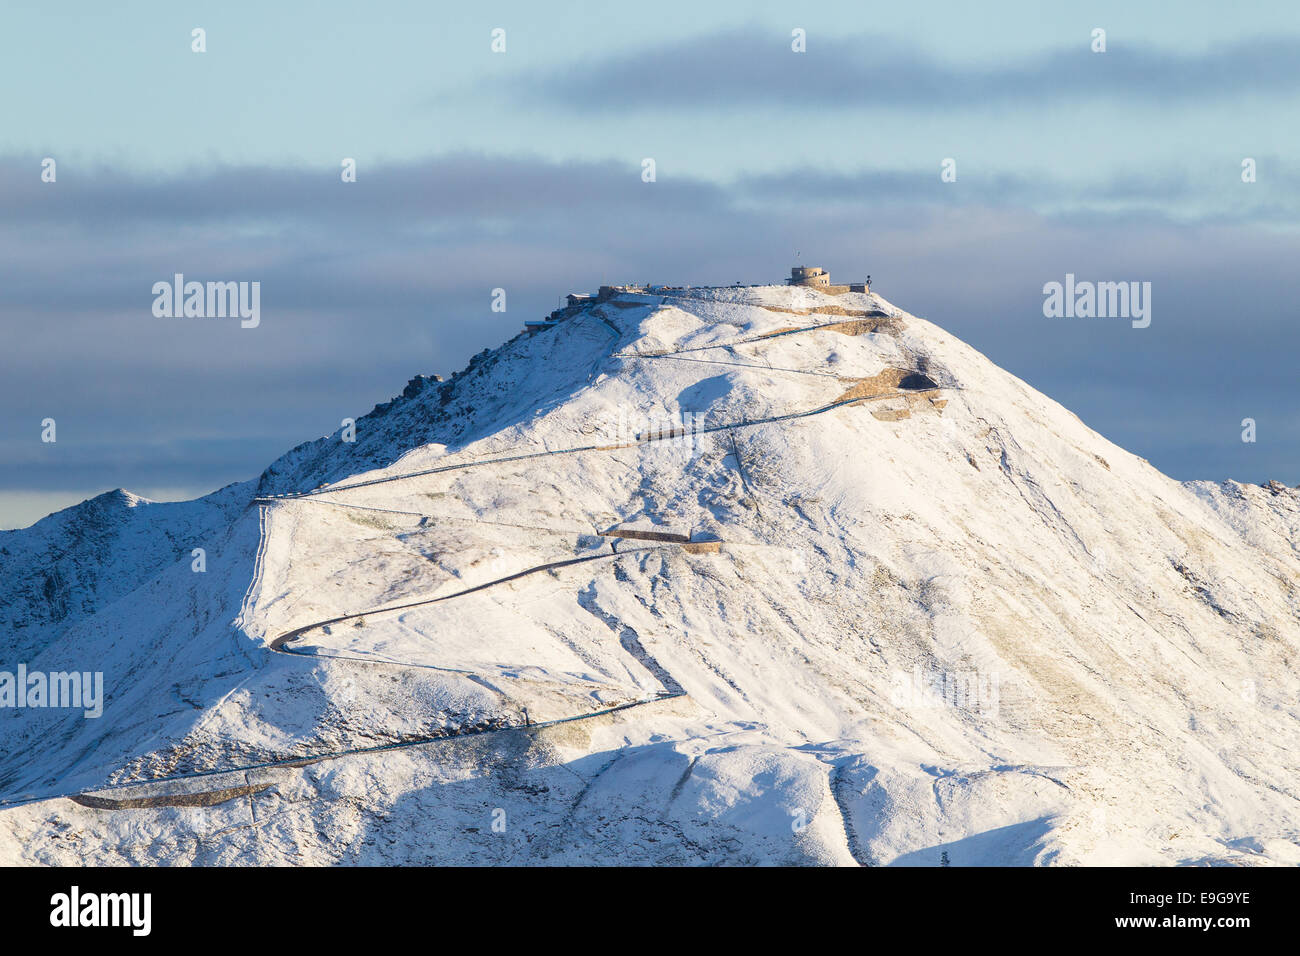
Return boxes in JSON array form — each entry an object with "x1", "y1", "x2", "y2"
[{"x1": 20, "y1": 325, "x2": 944, "y2": 814}]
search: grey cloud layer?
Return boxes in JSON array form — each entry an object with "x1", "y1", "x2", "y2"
[
  {"x1": 5, "y1": 153, "x2": 1291, "y2": 241},
  {"x1": 482, "y1": 29, "x2": 1300, "y2": 111}
]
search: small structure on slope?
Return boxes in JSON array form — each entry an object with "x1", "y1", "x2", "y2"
[
  {"x1": 524, "y1": 292, "x2": 597, "y2": 334},
  {"x1": 786, "y1": 265, "x2": 871, "y2": 295}
]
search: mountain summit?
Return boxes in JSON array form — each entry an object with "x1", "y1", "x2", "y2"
[{"x1": 2, "y1": 283, "x2": 1297, "y2": 865}]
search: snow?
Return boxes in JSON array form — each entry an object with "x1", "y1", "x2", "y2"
[{"x1": 1, "y1": 284, "x2": 1297, "y2": 865}]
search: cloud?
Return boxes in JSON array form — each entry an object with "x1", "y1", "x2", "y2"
[
  {"x1": 0, "y1": 155, "x2": 726, "y2": 231},
  {"x1": 478, "y1": 28, "x2": 1300, "y2": 112}
]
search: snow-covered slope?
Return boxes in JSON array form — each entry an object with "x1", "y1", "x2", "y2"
[{"x1": 2, "y1": 284, "x2": 1297, "y2": 866}]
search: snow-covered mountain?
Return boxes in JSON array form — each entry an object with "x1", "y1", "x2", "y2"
[{"x1": 2, "y1": 283, "x2": 1298, "y2": 865}]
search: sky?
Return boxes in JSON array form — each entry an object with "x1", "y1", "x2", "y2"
[{"x1": 1, "y1": 0, "x2": 1298, "y2": 529}]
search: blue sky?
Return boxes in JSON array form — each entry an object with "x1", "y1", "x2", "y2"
[{"x1": 2, "y1": 0, "x2": 1298, "y2": 528}]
